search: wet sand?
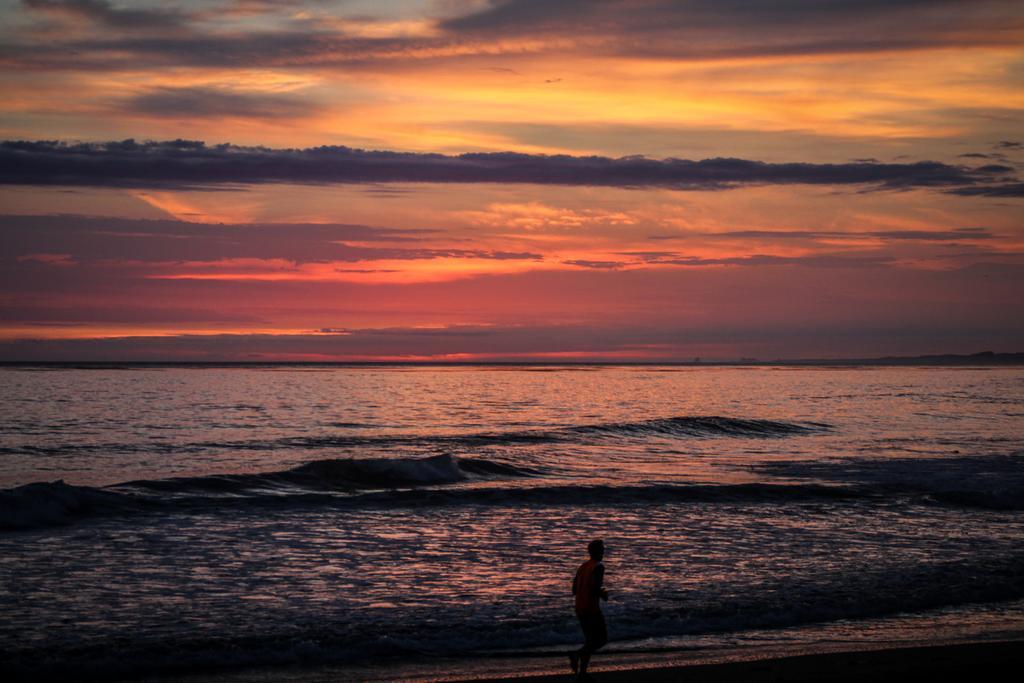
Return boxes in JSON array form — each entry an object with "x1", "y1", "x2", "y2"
[
  {"x1": 144, "y1": 639, "x2": 1024, "y2": 682},
  {"x1": 468, "y1": 640, "x2": 1024, "y2": 683}
]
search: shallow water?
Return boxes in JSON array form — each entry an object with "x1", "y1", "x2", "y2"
[{"x1": 1, "y1": 365, "x2": 1022, "y2": 680}]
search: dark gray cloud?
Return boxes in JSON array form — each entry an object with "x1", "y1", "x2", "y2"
[
  {"x1": 122, "y1": 87, "x2": 318, "y2": 119},
  {"x1": 0, "y1": 29, "x2": 418, "y2": 71},
  {"x1": 562, "y1": 259, "x2": 626, "y2": 270},
  {"x1": 946, "y1": 183, "x2": 1024, "y2": 198},
  {"x1": 444, "y1": 0, "x2": 979, "y2": 32},
  {"x1": 23, "y1": 0, "x2": 187, "y2": 29},
  {"x1": 973, "y1": 164, "x2": 1016, "y2": 173},
  {"x1": 573, "y1": 249, "x2": 909, "y2": 269},
  {"x1": 0, "y1": 214, "x2": 540, "y2": 264},
  {"x1": 440, "y1": 0, "x2": 1023, "y2": 58},
  {"x1": 1, "y1": 139, "x2": 1013, "y2": 192},
  {"x1": 0, "y1": 304, "x2": 265, "y2": 324},
  {"x1": 6, "y1": 0, "x2": 1021, "y2": 73},
  {"x1": 615, "y1": 251, "x2": 679, "y2": 260},
  {"x1": 659, "y1": 228, "x2": 1000, "y2": 242},
  {"x1": 638, "y1": 254, "x2": 896, "y2": 269},
  {"x1": 861, "y1": 228, "x2": 996, "y2": 241}
]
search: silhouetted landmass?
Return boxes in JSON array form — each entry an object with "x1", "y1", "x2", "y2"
[{"x1": 779, "y1": 351, "x2": 1024, "y2": 366}]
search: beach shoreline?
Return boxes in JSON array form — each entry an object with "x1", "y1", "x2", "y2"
[
  {"x1": 143, "y1": 638, "x2": 1024, "y2": 683},
  {"x1": 458, "y1": 640, "x2": 1024, "y2": 682}
]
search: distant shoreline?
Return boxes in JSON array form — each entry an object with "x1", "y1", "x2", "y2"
[{"x1": 2, "y1": 351, "x2": 1023, "y2": 367}]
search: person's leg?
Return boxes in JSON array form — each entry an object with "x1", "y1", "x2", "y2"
[
  {"x1": 570, "y1": 612, "x2": 588, "y2": 674},
  {"x1": 592, "y1": 612, "x2": 607, "y2": 651},
  {"x1": 579, "y1": 612, "x2": 607, "y2": 676},
  {"x1": 574, "y1": 615, "x2": 592, "y2": 675},
  {"x1": 578, "y1": 645, "x2": 592, "y2": 676},
  {"x1": 578, "y1": 613, "x2": 606, "y2": 676}
]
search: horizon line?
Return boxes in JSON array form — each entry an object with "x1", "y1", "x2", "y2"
[{"x1": 2, "y1": 351, "x2": 1022, "y2": 368}]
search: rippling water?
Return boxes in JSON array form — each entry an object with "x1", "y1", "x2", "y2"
[{"x1": 1, "y1": 365, "x2": 1023, "y2": 680}]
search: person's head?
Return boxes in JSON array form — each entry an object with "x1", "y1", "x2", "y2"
[{"x1": 587, "y1": 539, "x2": 605, "y2": 561}]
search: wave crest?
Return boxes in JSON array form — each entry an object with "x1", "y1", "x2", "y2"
[
  {"x1": 1, "y1": 415, "x2": 828, "y2": 456},
  {"x1": 0, "y1": 480, "x2": 137, "y2": 530},
  {"x1": 573, "y1": 415, "x2": 824, "y2": 439},
  {"x1": 0, "y1": 454, "x2": 535, "y2": 530}
]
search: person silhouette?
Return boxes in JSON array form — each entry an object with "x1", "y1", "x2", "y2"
[{"x1": 569, "y1": 539, "x2": 608, "y2": 679}]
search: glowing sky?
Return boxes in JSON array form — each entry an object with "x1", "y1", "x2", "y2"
[{"x1": 1, "y1": 0, "x2": 1022, "y2": 360}]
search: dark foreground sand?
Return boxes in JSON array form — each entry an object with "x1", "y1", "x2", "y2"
[
  {"x1": 149, "y1": 640, "x2": 1024, "y2": 682},
  {"x1": 467, "y1": 641, "x2": 1024, "y2": 683}
]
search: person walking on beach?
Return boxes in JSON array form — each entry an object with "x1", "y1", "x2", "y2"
[{"x1": 569, "y1": 539, "x2": 608, "y2": 679}]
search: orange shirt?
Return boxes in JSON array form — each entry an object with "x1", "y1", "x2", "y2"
[{"x1": 574, "y1": 559, "x2": 603, "y2": 616}]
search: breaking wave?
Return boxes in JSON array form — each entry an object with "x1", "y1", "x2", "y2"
[
  {"x1": 570, "y1": 415, "x2": 824, "y2": 438},
  {"x1": 5, "y1": 454, "x2": 1024, "y2": 531},
  {"x1": 2, "y1": 415, "x2": 828, "y2": 456},
  {"x1": 123, "y1": 452, "x2": 535, "y2": 494},
  {"x1": 0, "y1": 454, "x2": 535, "y2": 530}
]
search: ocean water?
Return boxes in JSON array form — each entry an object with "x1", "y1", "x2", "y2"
[{"x1": 1, "y1": 365, "x2": 1023, "y2": 680}]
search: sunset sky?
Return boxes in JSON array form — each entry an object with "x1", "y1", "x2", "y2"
[{"x1": 1, "y1": 0, "x2": 1022, "y2": 361}]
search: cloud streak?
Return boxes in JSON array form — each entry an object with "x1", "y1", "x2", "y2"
[
  {"x1": 649, "y1": 228, "x2": 1000, "y2": 242},
  {"x1": 440, "y1": 0, "x2": 1024, "y2": 59},
  {"x1": 23, "y1": 0, "x2": 187, "y2": 30},
  {"x1": 0, "y1": 214, "x2": 541, "y2": 265},
  {"x1": 8, "y1": 0, "x2": 1021, "y2": 73},
  {"x1": 1, "y1": 140, "x2": 1013, "y2": 192},
  {"x1": 122, "y1": 87, "x2": 319, "y2": 120},
  {"x1": 946, "y1": 183, "x2": 1024, "y2": 198}
]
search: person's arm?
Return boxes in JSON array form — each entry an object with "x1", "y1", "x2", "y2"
[{"x1": 572, "y1": 568, "x2": 578, "y2": 596}]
